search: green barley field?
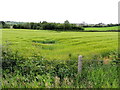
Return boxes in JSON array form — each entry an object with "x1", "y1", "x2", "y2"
[
  {"x1": 2, "y1": 29, "x2": 118, "y2": 60},
  {"x1": 2, "y1": 29, "x2": 119, "y2": 88}
]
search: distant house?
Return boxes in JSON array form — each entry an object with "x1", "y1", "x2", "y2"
[
  {"x1": 75, "y1": 22, "x2": 88, "y2": 26},
  {"x1": 10, "y1": 26, "x2": 13, "y2": 29},
  {"x1": 97, "y1": 23, "x2": 106, "y2": 26}
]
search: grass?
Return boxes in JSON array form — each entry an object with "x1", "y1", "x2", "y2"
[
  {"x1": 2, "y1": 28, "x2": 119, "y2": 88},
  {"x1": 84, "y1": 26, "x2": 120, "y2": 31}
]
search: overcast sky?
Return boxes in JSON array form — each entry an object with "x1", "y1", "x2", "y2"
[{"x1": 0, "y1": 0, "x2": 119, "y2": 24}]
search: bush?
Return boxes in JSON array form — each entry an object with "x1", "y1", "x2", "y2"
[{"x1": 2, "y1": 46, "x2": 119, "y2": 88}]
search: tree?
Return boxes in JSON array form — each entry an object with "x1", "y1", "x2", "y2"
[
  {"x1": 42, "y1": 23, "x2": 56, "y2": 30},
  {"x1": 6, "y1": 20, "x2": 84, "y2": 31},
  {"x1": 0, "y1": 21, "x2": 10, "y2": 28},
  {"x1": 42, "y1": 21, "x2": 47, "y2": 24},
  {"x1": 0, "y1": 21, "x2": 5, "y2": 26},
  {"x1": 64, "y1": 20, "x2": 71, "y2": 30}
]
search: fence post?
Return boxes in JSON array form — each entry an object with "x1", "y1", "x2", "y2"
[{"x1": 78, "y1": 55, "x2": 82, "y2": 73}]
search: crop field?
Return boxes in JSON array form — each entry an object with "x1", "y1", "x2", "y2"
[
  {"x1": 85, "y1": 26, "x2": 120, "y2": 31},
  {"x1": 2, "y1": 29, "x2": 118, "y2": 60},
  {"x1": 2, "y1": 29, "x2": 119, "y2": 88}
]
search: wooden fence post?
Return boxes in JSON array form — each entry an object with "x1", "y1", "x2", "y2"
[{"x1": 78, "y1": 55, "x2": 82, "y2": 73}]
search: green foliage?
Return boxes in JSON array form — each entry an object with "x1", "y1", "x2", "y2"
[
  {"x1": 0, "y1": 21, "x2": 10, "y2": 28},
  {"x1": 64, "y1": 20, "x2": 71, "y2": 30},
  {"x1": 2, "y1": 47, "x2": 119, "y2": 88},
  {"x1": 83, "y1": 23, "x2": 119, "y2": 28}
]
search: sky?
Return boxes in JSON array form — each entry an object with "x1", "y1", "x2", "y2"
[{"x1": 0, "y1": 0, "x2": 119, "y2": 24}]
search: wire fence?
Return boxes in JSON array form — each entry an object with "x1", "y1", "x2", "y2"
[{"x1": 2, "y1": 55, "x2": 119, "y2": 74}]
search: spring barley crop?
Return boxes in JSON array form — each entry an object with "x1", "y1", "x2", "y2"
[{"x1": 2, "y1": 29, "x2": 118, "y2": 60}]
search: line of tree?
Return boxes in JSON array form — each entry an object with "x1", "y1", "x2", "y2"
[
  {"x1": 1, "y1": 20, "x2": 119, "y2": 31},
  {"x1": 0, "y1": 20, "x2": 84, "y2": 31},
  {"x1": 83, "y1": 23, "x2": 120, "y2": 28}
]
